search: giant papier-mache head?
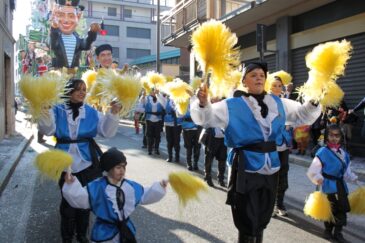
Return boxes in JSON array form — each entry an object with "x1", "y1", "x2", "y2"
[{"x1": 54, "y1": 0, "x2": 83, "y2": 35}]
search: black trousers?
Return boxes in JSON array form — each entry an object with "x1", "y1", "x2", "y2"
[
  {"x1": 231, "y1": 172, "x2": 278, "y2": 236},
  {"x1": 276, "y1": 149, "x2": 289, "y2": 208},
  {"x1": 142, "y1": 122, "x2": 147, "y2": 147},
  {"x1": 165, "y1": 125, "x2": 182, "y2": 159},
  {"x1": 59, "y1": 165, "x2": 102, "y2": 241},
  {"x1": 183, "y1": 128, "x2": 201, "y2": 165},
  {"x1": 146, "y1": 120, "x2": 162, "y2": 152},
  {"x1": 204, "y1": 137, "x2": 227, "y2": 181}
]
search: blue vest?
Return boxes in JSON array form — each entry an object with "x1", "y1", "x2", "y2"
[
  {"x1": 225, "y1": 95, "x2": 285, "y2": 171},
  {"x1": 181, "y1": 109, "x2": 197, "y2": 130},
  {"x1": 164, "y1": 100, "x2": 182, "y2": 125},
  {"x1": 87, "y1": 177, "x2": 144, "y2": 242},
  {"x1": 316, "y1": 146, "x2": 350, "y2": 194},
  {"x1": 145, "y1": 97, "x2": 164, "y2": 120},
  {"x1": 54, "y1": 104, "x2": 99, "y2": 162}
]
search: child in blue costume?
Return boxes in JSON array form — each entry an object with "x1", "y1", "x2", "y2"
[
  {"x1": 307, "y1": 124, "x2": 358, "y2": 242},
  {"x1": 62, "y1": 147, "x2": 167, "y2": 242}
]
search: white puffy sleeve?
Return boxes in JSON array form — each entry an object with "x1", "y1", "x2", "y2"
[
  {"x1": 281, "y1": 98, "x2": 321, "y2": 127},
  {"x1": 140, "y1": 182, "x2": 166, "y2": 205},
  {"x1": 307, "y1": 157, "x2": 324, "y2": 186},
  {"x1": 190, "y1": 96, "x2": 229, "y2": 129},
  {"x1": 62, "y1": 178, "x2": 90, "y2": 209},
  {"x1": 37, "y1": 109, "x2": 56, "y2": 135},
  {"x1": 97, "y1": 111, "x2": 119, "y2": 138}
]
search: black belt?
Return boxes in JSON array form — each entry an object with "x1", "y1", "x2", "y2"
[
  {"x1": 56, "y1": 137, "x2": 102, "y2": 169},
  {"x1": 226, "y1": 141, "x2": 276, "y2": 205},
  {"x1": 183, "y1": 117, "x2": 193, "y2": 122},
  {"x1": 146, "y1": 111, "x2": 162, "y2": 116},
  {"x1": 322, "y1": 172, "x2": 350, "y2": 212},
  {"x1": 98, "y1": 217, "x2": 136, "y2": 243}
]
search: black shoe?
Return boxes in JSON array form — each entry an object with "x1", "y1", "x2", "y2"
[
  {"x1": 272, "y1": 206, "x2": 278, "y2": 218},
  {"x1": 277, "y1": 206, "x2": 288, "y2": 217},
  {"x1": 38, "y1": 138, "x2": 46, "y2": 143},
  {"x1": 155, "y1": 150, "x2": 160, "y2": 155},
  {"x1": 142, "y1": 145, "x2": 147, "y2": 149},
  {"x1": 166, "y1": 158, "x2": 172, "y2": 162},
  {"x1": 174, "y1": 157, "x2": 180, "y2": 163},
  {"x1": 148, "y1": 151, "x2": 152, "y2": 155},
  {"x1": 323, "y1": 229, "x2": 332, "y2": 240},
  {"x1": 187, "y1": 165, "x2": 193, "y2": 171},
  {"x1": 333, "y1": 232, "x2": 346, "y2": 243},
  {"x1": 206, "y1": 179, "x2": 214, "y2": 187},
  {"x1": 193, "y1": 165, "x2": 199, "y2": 171}
]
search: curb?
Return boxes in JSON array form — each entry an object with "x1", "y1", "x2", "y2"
[
  {"x1": 0, "y1": 134, "x2": 34, "y2": 197},
  {"x1": 289, "y1": 154, "x2": 365, "y2": 182}
]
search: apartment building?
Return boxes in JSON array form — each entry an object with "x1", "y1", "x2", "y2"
[
  {"x1": 80, "y1": 0, "x2": 177, "y2": 68},
  {"x1": 161, "y1": 0, "x2": 365, "y2": 154},
  {"x1": 0, "y1": 0, "x2": 16, "y2": 141}
]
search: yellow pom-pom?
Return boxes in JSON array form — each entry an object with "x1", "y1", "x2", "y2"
[
  {"x1": 304, "y1": 191, "x2": 334, "y2": 222},
  {"x1": 34, "y1": 149, "x2": 73, "y2": 181},
  {"x1": 164, "y1": 78, "x2": 192, "y2": 103},
  {"x1": 190, "y1": 77, "x2": 202, "y2": 91},
  {"x1": 349, "y1": 186, "x2": 365, "y2": 215},
  {"x1": 306, "y1": 40, "x2": 352, "y2": 81},
  {"x1": 176, "y1": 100, "x2": 190, "y2": 116},
  {"x1": 19, "y1": 71, "x2": 67, "y2": 121},
  {"x1": 146, "y1": 71, "x2": 166, "y2": 89},
  {"x1": 271, "y1": 70, "x2": 293, "y2": 86},
  {"x1": 168, "y1": 171, "x2": 208, "y2": 207},
  {"x1": 82, "y1": 69, "x2": 97, "y2": 91},
  {"x1": 192, "y1": 19, "x2": 240, "y2": 82}
]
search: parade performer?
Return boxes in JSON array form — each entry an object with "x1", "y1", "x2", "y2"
[
  {"x1": 139, "y1": 89, "x2": 164, "y2": 155},
  {"x1": 191, "y1": 62, "x2": 321, "y2": 242},
  {"x1": 62, "y1": 147, "x2": 167, "y2": 243},
  {"x1": 50, "y1": 0, "x2": 99, "y2": 69},
  {"x1": 157, "y1": 94, "x2": 183, "y2": 163},
  {"x1": 307, "y1": 124, "x2": 358, "y2": 242},
  {"x1": 181, "y1": 107, "x2": 202, "y2": 171},
  {"x1": 267, "y1": 72, "x2": 293, "y2": 217},
  {"x1": 38, "y1": 78, "x2": 121, "y2": 243}
]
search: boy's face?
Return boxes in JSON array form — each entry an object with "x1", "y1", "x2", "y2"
[
  {"x1": 108, "y1": 162, "x2": 127, "y2": 181},
  {"x1": 328, "y1": 129, "x2": 341, "y2": 144},
  {"x1": 96, "y1": 50, "x2": 113, "y2": 68}
]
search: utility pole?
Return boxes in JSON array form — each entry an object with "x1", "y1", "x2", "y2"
[{"x1": 156, "y1": 0, "x2": 161, "y2": 72}]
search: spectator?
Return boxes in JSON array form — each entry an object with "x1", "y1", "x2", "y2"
[{"x1": 350, "y1": 96, "x2": 365, "y2": 138}]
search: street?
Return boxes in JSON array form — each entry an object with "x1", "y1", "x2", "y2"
[{"x1": 0, "y1": 123, "x2": 364, "y2": 243}]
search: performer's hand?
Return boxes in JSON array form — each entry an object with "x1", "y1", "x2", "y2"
[
  {"x1": 90, "y1": 23, "x2": 101, "y2": 33},
  {"x1": 316, "y1": 178, "x2": 323, "y2": 185},
  {"x1": 110, "y1": 100, "x2": 122, "y2": 114},
  {"x1": 64, "y1": 173, "x2": 75, "y2": 184},
  {"x1": 50, "y1": 10, "x2": 59, "y2": 29},
  {"x1": 197, "y1": 83, "x2": 208, "y2": 107},
  {"x1": 160, "y1": 179, "x2": 168, "y2": 189}
]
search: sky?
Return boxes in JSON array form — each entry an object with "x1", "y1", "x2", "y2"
[{"x1": 12, "y1": 0, "x2": 32, "y2": 40}]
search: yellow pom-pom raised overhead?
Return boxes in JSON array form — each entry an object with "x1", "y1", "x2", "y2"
[
  {"x1": 168, "y1": 171, "x2": 208, "y2": 207},
  {"x1": 34, "y1": 149, "x2": 73, "y2": 181},
  {"x1": 303, "y1": 191, "x2": 334, "y2": 222},
  {"x1": 164, "y1": 78, "x2": 192, "y2": 103},
  {"x1": 146, "y1": 71, "x2": 166, "y2": 89},
  {"x1": 349, "y1": 186, "x2": 365, "y2": 215},
  {"x1": 191, "y1": 19, "x2": 240, "y2": 82}
]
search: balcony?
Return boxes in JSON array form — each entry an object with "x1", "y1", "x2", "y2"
[
  {"x1": 161, "y1": 0, "x2": 256, "y2": 46},
  {"x1": 85, "y1": 10, "x2": 153, "y2": 23}
]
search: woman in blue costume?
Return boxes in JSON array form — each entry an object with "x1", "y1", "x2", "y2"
[
  {"x1": 38, "y1": 78, "x2": 121, "y2": 243},
  {"x1": 191, "y1": 62, "x2": 321, "y2": 243}
]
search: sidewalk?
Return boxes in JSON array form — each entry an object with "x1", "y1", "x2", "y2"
[{"x1": 0, "y1": 112, "x2": 34, "y2": 196}]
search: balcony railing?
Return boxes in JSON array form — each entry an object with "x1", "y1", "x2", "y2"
[
  {"x1": 161, "y1": 0, "x2": 257, "y2": 43},
  {"x1": 85, "y1": 10, "x2": 153, "y2": 23}
]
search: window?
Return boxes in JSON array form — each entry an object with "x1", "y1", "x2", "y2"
[
  {"x1": 112, "y1": 47, "x2": 120, "y2": 58},
  {"x1": 124, "y1": 9, "x2": 132, "y2": 18},
  {"x1": 127, "y1": 27, "x2": 151, "y2": 39},
  {"x1": 104, "y1": 25, "x2": 119, "y2": 36},
  {"x1": 127, "y1": 48, "x2": 151, "y2": 59},
  {"x1": 108, "y1": 7, "x2": 117, "y2": 17}
]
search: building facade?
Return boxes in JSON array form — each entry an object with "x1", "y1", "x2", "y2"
[
  {"x1": 80, "y1": 0, "x2": 177, "y2": 68},
  {"x1": 162, "y1": 0, "x2": 365, "y2": 154},
  {"x1": 0, "y1": 0, "x2": 16, "y2": 141}
]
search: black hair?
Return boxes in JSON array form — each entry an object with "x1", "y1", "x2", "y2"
[
  {"x1": 324, "y1": 123, "x2": 343, "y2": 144},
  {"x1": 64, "y1": 78, "x2": 85, "y2": 97},
  {"x1": 112, "y1": 60, "x2": 119, "y2": 65},
  {"x1": 242, "y1": 62, "x2": 268, "y2": 80}
]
